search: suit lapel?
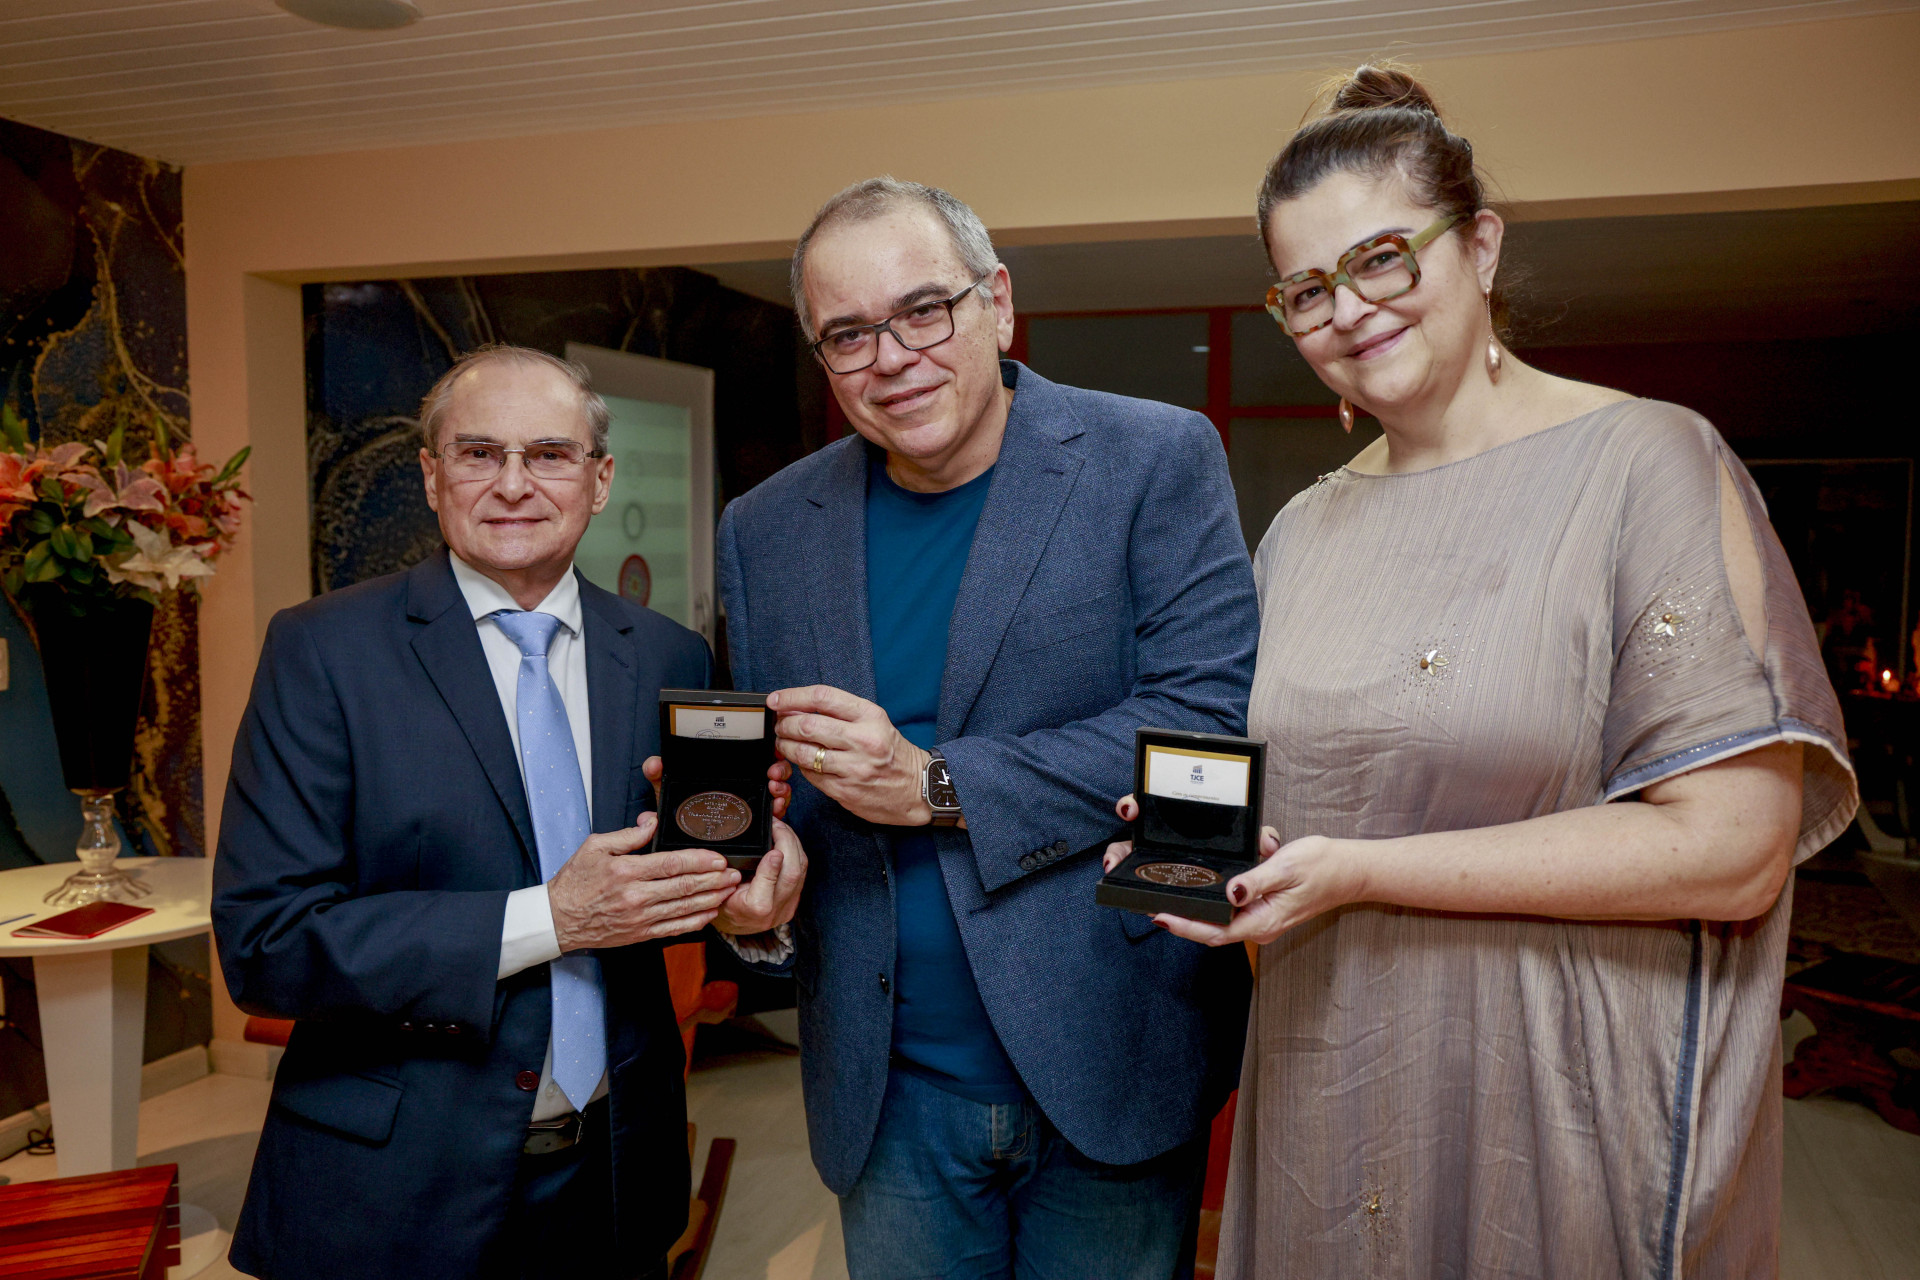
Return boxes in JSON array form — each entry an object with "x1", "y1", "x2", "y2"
[
  {"x1": 406, "y1": 550, "x2": 537, "y2": 875},
  {"x1": 578, "y1": 578, "x2": 638, "y2": 832},
  {"x1": 804, "y1": 438, "x2": 878, "y2": 702},
  {"x1": 936, "y1": 366, "x2": 1086, "y2": 741}
]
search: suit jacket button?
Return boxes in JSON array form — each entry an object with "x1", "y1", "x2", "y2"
[
  {"x1": 879, "y1": 974, "x2": 891, "y2": 995},
  {"x1": 399, "y1": 1020, "x2": 415, "y2": 1032},
  {"x1": 516, "y1": 1070, "x2": 540, "y2": 1091}
]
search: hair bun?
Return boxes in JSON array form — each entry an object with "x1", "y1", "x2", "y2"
[{"x1": 1328, "y1": 63, "x2": 1441, "y2": 117}]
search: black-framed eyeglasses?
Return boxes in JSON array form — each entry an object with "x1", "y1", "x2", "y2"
[
  {"x1": 810, "y1": 277, "x2": 990, "y2": 374},
  {"x1": 428, "y1": 438, "x2": 605, "y2": 482},
  {"x1": 1264, "y1": 213, "x2": 1464, "y2": 337}
]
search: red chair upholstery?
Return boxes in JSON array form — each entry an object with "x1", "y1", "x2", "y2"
[
  {"x1": 1193, "y1": 1091, "x2": 1237, "y2": 1279},
  {"x1": 243, "y1": 1016, "x2": 293, "y2": 1048},
  {"x1": 664, "y1": 941, "x2": 739, "y2": 1075}
]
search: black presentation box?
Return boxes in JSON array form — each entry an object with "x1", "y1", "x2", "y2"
[
  {"x1": 1094, "y1": 727, "x2": 1265, "y2": 925},
  {"x1": 654, "y1": 689, "x2": 776, "y2": 871}
]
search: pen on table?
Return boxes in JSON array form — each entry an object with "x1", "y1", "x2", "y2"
[{"x1": 0, "y1": 913, "x2": 34, "y2": 929}]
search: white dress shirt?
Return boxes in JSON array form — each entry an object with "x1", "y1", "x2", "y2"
[{"x1": 449, "y1": 552, "x2": 608, "y2": 1122}]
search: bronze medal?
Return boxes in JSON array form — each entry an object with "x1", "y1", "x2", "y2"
[
  {"x1": 675, "y1": 791, "x2": 753, "y2": 842},
  {"x1": 1134, "y1": 861, "x2": 1221, "y2": 888}
]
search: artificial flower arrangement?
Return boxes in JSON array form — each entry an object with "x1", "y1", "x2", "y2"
[{"x1": 0, "y1": 403, "x2": 250, "y2": 616}]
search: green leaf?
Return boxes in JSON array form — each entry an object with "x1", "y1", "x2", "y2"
[
  {"x1": 71, "y1": 528, "x2": 93, "y2": 560},
  {"x1": 48, "y1": 527, "x2": 78, "y2": 560},
  {"x1": 67, "y1": 560, "x2": 95, "y2": 585},
  {"x1": 151, "y1": 414, "x2": 171, "y2": 456},
  {"x1": 81, "y1": 517, "x2": 115, "y2": 539},
  {"x1": 0, "y1": 404, "x2": 25, "y2": 451},
  {"x1": 24, "y1": 510, "x2": 55, "y2": 536},
  {"x1": 105, "y1": 420, "x2": 125, "y2": 466},
  {"x1": 1, "y1": 567, "x2": 21, "y2": 599},
  {"x1": 38, "y1": 477, "x2": 63, "y2": 504},
  {"x1": 212, "y1": 446, "x2": 251, "y2": 487},
  {"x1": 23, "y1": 541, "x2": 59, "y2": 583}
]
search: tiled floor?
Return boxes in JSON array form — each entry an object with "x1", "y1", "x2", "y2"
[
  {"x1": 2, "y1": 1011, "x2": 1913, "y2": 1279},
  {"x1": 686, "y1": 1013, "x2": 845, "y2": 1280}
]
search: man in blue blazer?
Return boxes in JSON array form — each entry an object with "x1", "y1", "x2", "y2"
[
  {"x1": 718, "y1": 180, "x2": 1258, "y2": 1278},
  {"x1": 214, "y1": 346, "x2": 805, "y2": 1280}
]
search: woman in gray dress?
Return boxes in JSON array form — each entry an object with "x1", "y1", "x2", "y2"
[{"x1": 1105, "y1": 66, "x2": 1855, "y2": 1277}]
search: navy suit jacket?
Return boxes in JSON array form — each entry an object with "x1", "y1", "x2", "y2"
[
  {"x1": 718, "y1": 362, "x2": 1259, "y2": 1194},
  {"x1": 213, "y1": 549, "x2": 709, "y2": 1279}
]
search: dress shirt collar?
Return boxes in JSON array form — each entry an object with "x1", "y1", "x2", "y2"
[{"x1": 448, "y1": 551, "x2": 583, "y2": 637}]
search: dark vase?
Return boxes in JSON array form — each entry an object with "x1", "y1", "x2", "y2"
[{"x1": 21, "y1": 590, "x2": 155, "y2": 795}]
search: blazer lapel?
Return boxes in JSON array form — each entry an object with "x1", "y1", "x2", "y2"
[
  {"x1": 406, "y1": 550, "x2": 537, "y2": 875},
  {"x1": 804, "y1": 437, "x2": 878, "y2": 702},
  {"x1": 578, "y1": 578, "x2": 639, "y2": 832},
  {"x1": 936, "y1": 365, "x2": 1086, "y2": 741}
]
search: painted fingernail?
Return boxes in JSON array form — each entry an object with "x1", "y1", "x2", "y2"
[{"x1": 1229, "y1": 884, "x2": 1247, "y2": 905}]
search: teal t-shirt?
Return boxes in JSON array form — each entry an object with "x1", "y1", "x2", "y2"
[{"x1": 866, "y1": 451, "x2": 1023, "y2": 1104}]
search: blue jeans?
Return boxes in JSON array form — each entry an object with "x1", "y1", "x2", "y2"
[{"x1": 840, "y1": 1068, "x2": 1206, "y2": 1280}]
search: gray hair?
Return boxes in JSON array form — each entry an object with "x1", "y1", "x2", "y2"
[
  {"x1": 418, "y1": 344, "x2": 611, "y2": 454},
  {"x1": 789, "y1": 177, "x2": 1000, "y2": 342}
]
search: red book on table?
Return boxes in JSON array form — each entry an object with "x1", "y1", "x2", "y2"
[{"x1": 12, "y1": 901, "x2": 154, "y2": 939}]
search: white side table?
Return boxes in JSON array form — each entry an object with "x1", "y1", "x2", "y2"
[{"x1": 0, "y1": 857, "x2": 212, "y2": 1175}]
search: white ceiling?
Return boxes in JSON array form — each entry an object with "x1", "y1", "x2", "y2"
[
  {"x1": 696, "y1": 200, "x2": 1920, "y2": 344},
  {"x1": 0, "y1": 0, "x2": 1912, "y2": 165}
]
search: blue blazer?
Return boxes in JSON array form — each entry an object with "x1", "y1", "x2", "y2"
[
  {"x1": 213, "y1": 549, "x2": 709, "y2": 1279},
  {"x1": 718, "y1": 362, "x2": 1258, "y2": 1194}
]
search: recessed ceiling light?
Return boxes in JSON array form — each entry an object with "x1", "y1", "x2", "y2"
[{"x1": 276, "y1": 0, "x2": 421, "y2": 30}]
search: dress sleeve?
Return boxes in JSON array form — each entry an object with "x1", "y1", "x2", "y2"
[{"x1": 1600, "y1": 403, "x2": 1856, "y2": 861}]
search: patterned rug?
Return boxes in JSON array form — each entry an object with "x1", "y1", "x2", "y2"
[{"x1": 1792, "y1": 869, "x2": 1920, "y2": 969}]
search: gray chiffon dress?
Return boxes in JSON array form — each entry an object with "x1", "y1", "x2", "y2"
[{"x1": 1220, "y1": 400, "x2": 1856, "y2": 1279}]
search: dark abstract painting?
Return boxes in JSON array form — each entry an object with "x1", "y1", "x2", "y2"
[
  {"x1": 0, "y1": 116, "x2": 202, "y2": 866},
  {"x1": 0, "y1": 115, "x2": 211, "y2": 1119},
  {"x1": 306, "y1": 265, "x2": 826, "y2": 594}
]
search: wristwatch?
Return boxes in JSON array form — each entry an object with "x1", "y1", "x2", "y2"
[{"x1": 921, "y1": 748, "x2": 963, "y2": 827}]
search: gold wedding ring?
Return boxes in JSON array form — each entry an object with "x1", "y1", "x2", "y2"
[{"x1": 812, "y1": 745, "x2": 828, "y2": 774}]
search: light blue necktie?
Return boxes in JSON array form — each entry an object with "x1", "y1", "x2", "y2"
[{"x1": 491, "y1": 609, "x2": 606, "y2": 1112}]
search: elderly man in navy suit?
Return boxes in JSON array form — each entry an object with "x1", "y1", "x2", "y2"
[
  {"x1": 213, "y1": 345, "x2": 806, "y2": 1280},
  {"x1": 716, "y1": 180, "x2": 1259, "y2": 1278}
]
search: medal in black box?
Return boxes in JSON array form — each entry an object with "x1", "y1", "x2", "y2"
[
  {"x1": 1095, "y1": 727, "x2": 1265, "y2": 924},
  {"x1": 654, "y1": 689, "x2": 776, "y2": 872}
]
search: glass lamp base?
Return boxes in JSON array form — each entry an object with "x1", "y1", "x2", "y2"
[{"x1": 43, "y1": 793, "x2": 149, "y2": 907}]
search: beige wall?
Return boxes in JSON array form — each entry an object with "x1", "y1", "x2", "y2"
[{"x1": 186, "y1": 10, "x2": 1920, "y2": 1039}]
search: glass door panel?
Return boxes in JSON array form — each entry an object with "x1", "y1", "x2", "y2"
[{"x1": 565, "y1": 344, "x2": 716, "y2": 642}]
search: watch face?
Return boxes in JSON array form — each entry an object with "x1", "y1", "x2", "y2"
[{"x1": 927, "y1": 757, "x2": 959, "y2": 810}]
